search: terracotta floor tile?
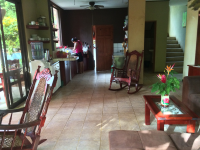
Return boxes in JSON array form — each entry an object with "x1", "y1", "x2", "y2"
[
  {"x1": 83, "y1": 120, "x2": 102, "y2": 129},
  {"x1": 80, "y1": 128, "x2": 101, "y2": 141},
  {"x1": 53, "y1": 140, "x2": 79, "y2": 150},
  {"x1": 69, "y1": 113, "x2": 87, "y2": 121},
  {"x1": 85, "y1": 113, "x2": 102, "y2": 121},
  {"x1": 77, "y1": 140, "x2": 100, "y2": 150},
  {"x1": 37, "y1": 140, "x2": 56, "y2": 150},
  {"x1": 118, "y1": 107, "x2": 134, "y2": 113},
  {"x1": 87, "y1": 107, "x2": 103, "y2": 113},
  {"x1": 65, "y1": 120, "x2": 84, "y2": 129},
  {"x1": 103, "y1": 107, "x2": 118, "y2": 114},
  {"x1": 59, "y1": 129, "x2": 82, "y2": 140}
]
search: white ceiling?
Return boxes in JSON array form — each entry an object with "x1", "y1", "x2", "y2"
[{"x1": 51, "y1": 0, "x2": 188, "y2": 10}]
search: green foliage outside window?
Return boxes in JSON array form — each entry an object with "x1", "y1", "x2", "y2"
[{"x1": 1, "y1": 1, "x2": 20, "y2": 55}]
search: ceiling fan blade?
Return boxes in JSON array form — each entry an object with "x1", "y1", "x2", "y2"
[
  {"x1": 94, "y1": 6, "x2": 100, "y2": 9},
  {"x1": 95, "y1": 5, "x2": 104, "y2": 8},
  {"x1": 84, "y1": 6, "x2": 91, "y2": 9},
  {"x1": 80, "y1": 5, "x2": 89, "y2": 7}
]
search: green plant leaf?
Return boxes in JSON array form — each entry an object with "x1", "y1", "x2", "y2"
[{"x1": 151, "y1": 83, "x2": 159, "y2": 93}]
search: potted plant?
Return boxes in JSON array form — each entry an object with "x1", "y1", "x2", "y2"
[{"x1": 151, "y1": 64, "x2": 181, "y2": 107}]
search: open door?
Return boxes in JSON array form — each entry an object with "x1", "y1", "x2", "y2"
[{"x1": 0, "y1": 0, "x2": 29, "y2": 109}]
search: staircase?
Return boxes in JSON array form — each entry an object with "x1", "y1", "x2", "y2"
[{"x1": 166, "y1": 37, "x2": 184, "y2": 73}]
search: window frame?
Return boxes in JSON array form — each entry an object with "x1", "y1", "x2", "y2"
[{"x1": 50, "y1": 2, "x2": 63, "y2": 47}]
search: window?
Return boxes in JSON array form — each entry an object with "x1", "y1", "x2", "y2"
[{"x1": 50, "y1": 5, "x2": 61, "y2": 47}]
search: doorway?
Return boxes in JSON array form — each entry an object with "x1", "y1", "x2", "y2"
[
  {"x1": 0, "y1": 0, "x2": 29, "y2": 109},
  {"x1": 93, "y1": 25, "x2": 113, "y2": 71},
  {"x1": 144, "y1": 21, "x2": 156, "y2": 72}
]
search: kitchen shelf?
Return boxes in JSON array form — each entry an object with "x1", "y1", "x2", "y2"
[
  {"x1": 124, "y1": 38, "x2": 128, "y2": 42},
  {"x1": 53, "y1": 39, "x2": 59, "y2": 43},
  {"x1": 26, "y1": 25, "x2": 49, "y2": 30},
  {"x1": 52, "y1": 28, "x2": 58, "y2": 31},
  {"x1": 123, "y1": 25, "x2": 128, "y2": 31},
  {"x1": 28, "y1": 40, "x2": 50, "y2": 44}
]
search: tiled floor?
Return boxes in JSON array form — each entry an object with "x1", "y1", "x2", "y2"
[{"x1": 3, "y1": 69, "x2": 200, "y2": 150}]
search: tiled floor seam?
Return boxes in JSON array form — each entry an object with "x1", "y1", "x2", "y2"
[
  {"x1": 75, "y1": 91, "x2": 94, "y2": 150},
  {"x1": 52, "y1": 99, "x2": 77, "y2": 150}
]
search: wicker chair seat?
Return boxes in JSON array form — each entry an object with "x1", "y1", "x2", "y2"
[{"x1": 0, "y1": 134, "x2": 30, "y2": 148}]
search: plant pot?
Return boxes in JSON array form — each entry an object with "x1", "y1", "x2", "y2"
[{"x1": 161, "y1": 95, "x2": 169, "y2": 107}]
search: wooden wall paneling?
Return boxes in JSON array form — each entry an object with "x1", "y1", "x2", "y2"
[
  {"x1": 61, "y1": 8, "x2": 128, "y2": 70},
  {"x1": 195, "y1": 13, "x2": 200, "y2": 65}
]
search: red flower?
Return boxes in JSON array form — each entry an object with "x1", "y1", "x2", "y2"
[
  {"x1": 163, "y1": 97, "x2": 169, "y2": 103},
  {"x1": 59, "y1": 46, "x2": 63, "y2": 48},
  {"x1": 161, "y1": 75, "x2": 166, "y2": 83},
  {"x1": 64, "y1": 46, "x2": 67, "y2": 49}
]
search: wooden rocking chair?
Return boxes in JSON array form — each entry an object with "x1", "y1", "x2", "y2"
[
  {"x1": 0, "y1": 66, "x2": 58, "y2": 150},
  {"x1": 109, "y1": 50, "x2": 144, "y2": 94}
]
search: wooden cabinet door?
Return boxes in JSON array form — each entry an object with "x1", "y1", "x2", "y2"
[
  {"x1": 65, "y1": 61, "x2": 70, "y2": 84},
  {"x1": 95, "y1": 25, "x2": 113, "y2": 71}
]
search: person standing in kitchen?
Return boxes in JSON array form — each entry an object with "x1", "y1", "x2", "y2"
[{"x1": 71, "y1": 37, "x2": 84, "y2": 73}]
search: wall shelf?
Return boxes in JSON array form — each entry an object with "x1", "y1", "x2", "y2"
[
  {"x1": 123, "y1": 25, "x2": 128, "y2": 31},
  {"x1": 28, "y1": 40, "x2": 50, "y2": 44},
  {"x1": 26, "y1": 25, "x2": 49, "y2": 30},
  {"x1": 52, "y1": 28, "x2": 58, "y2": 31},
  {"x1": 53, "y1": 39, "x2": 59, "y2": 43}
]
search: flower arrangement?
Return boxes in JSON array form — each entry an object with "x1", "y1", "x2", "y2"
[{"x1": 151, "y1": 64, "x2": 181, "y2": 96}]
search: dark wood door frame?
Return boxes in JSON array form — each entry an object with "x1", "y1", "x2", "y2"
[
  {"x1": 145, "y1": 21, "x2": 157, "y2": 72},
  {"x1": 195, "y1": 11, "x2": 200, "y2": 65}
]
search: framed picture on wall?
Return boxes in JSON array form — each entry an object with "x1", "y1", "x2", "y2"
[{"x1": 182, "y1": 12, "x2": 187, "y2": 27}]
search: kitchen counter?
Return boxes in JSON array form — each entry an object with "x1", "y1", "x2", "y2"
[
  {"x1": 53, "y1": 57, "x2": 79, "y2": 62},
  {"x1": 112, "y1": 52, "x2": 125, "y2": 57}
]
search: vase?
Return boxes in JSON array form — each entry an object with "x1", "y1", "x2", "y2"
[{"x1": 161, "y1": 95, "x2": 169, "y2": 107}]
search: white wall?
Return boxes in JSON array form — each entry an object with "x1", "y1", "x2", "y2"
[
  {"x1": 183, "y1": 1, "x2": 198, "y2": 77},
  {"x1": 168, "y1": 5, "x2": 187, "y2": 51}
]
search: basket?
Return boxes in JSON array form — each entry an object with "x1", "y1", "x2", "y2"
[{"x1": 30, "y1": 42, "x2": 44, "y2": 60}]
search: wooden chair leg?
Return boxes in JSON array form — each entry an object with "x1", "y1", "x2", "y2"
[
  {"x1": 32, "y1": 135, "x2": 40, "y2": 150},
  {"x1": 120, "y1": 83, "x2": 122, "y2": 88}
]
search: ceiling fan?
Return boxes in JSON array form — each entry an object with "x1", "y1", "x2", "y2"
[{"x1": 80, "y1": 2, "x2": 104, "y2": 10}]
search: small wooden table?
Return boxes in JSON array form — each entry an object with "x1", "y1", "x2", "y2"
[{"x1": 144, "y1": 95, "x2": 200, "y2": 133}]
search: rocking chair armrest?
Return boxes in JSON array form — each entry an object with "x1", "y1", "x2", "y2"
[
  {"x1": 0, "y1": 119, "x2": 41, "y2": 130},
  {"x1": 112, "y1": 67, "x2": 124, "y2": 71},
  {"x1": 0, "y1": 107, "x2": 25, "y2": 115}
]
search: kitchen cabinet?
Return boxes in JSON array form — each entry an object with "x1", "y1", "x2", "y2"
[
  {"x1": 60, "y1": 61, "x2": 70, "y2": 86},
  {"x1": 93, "y1": 25, "x2": 113, "y2": 71},
  {"x1": 71, "y1": 61, "x2": 77, "y2": 79},
  {"x1": 83, "y1": 53, "x2": 89, "y2": 71},
  {"x1": 60, "y1": 60, "x2": 77, "y2": 86}
]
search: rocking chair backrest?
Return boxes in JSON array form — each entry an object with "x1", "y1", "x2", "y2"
[
  {"x1": 125, "y1": 50, "x2": 144, "y2": 81},
  {"x1": 20, "y1": 66, "x2": 58, "y2": 135}
]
